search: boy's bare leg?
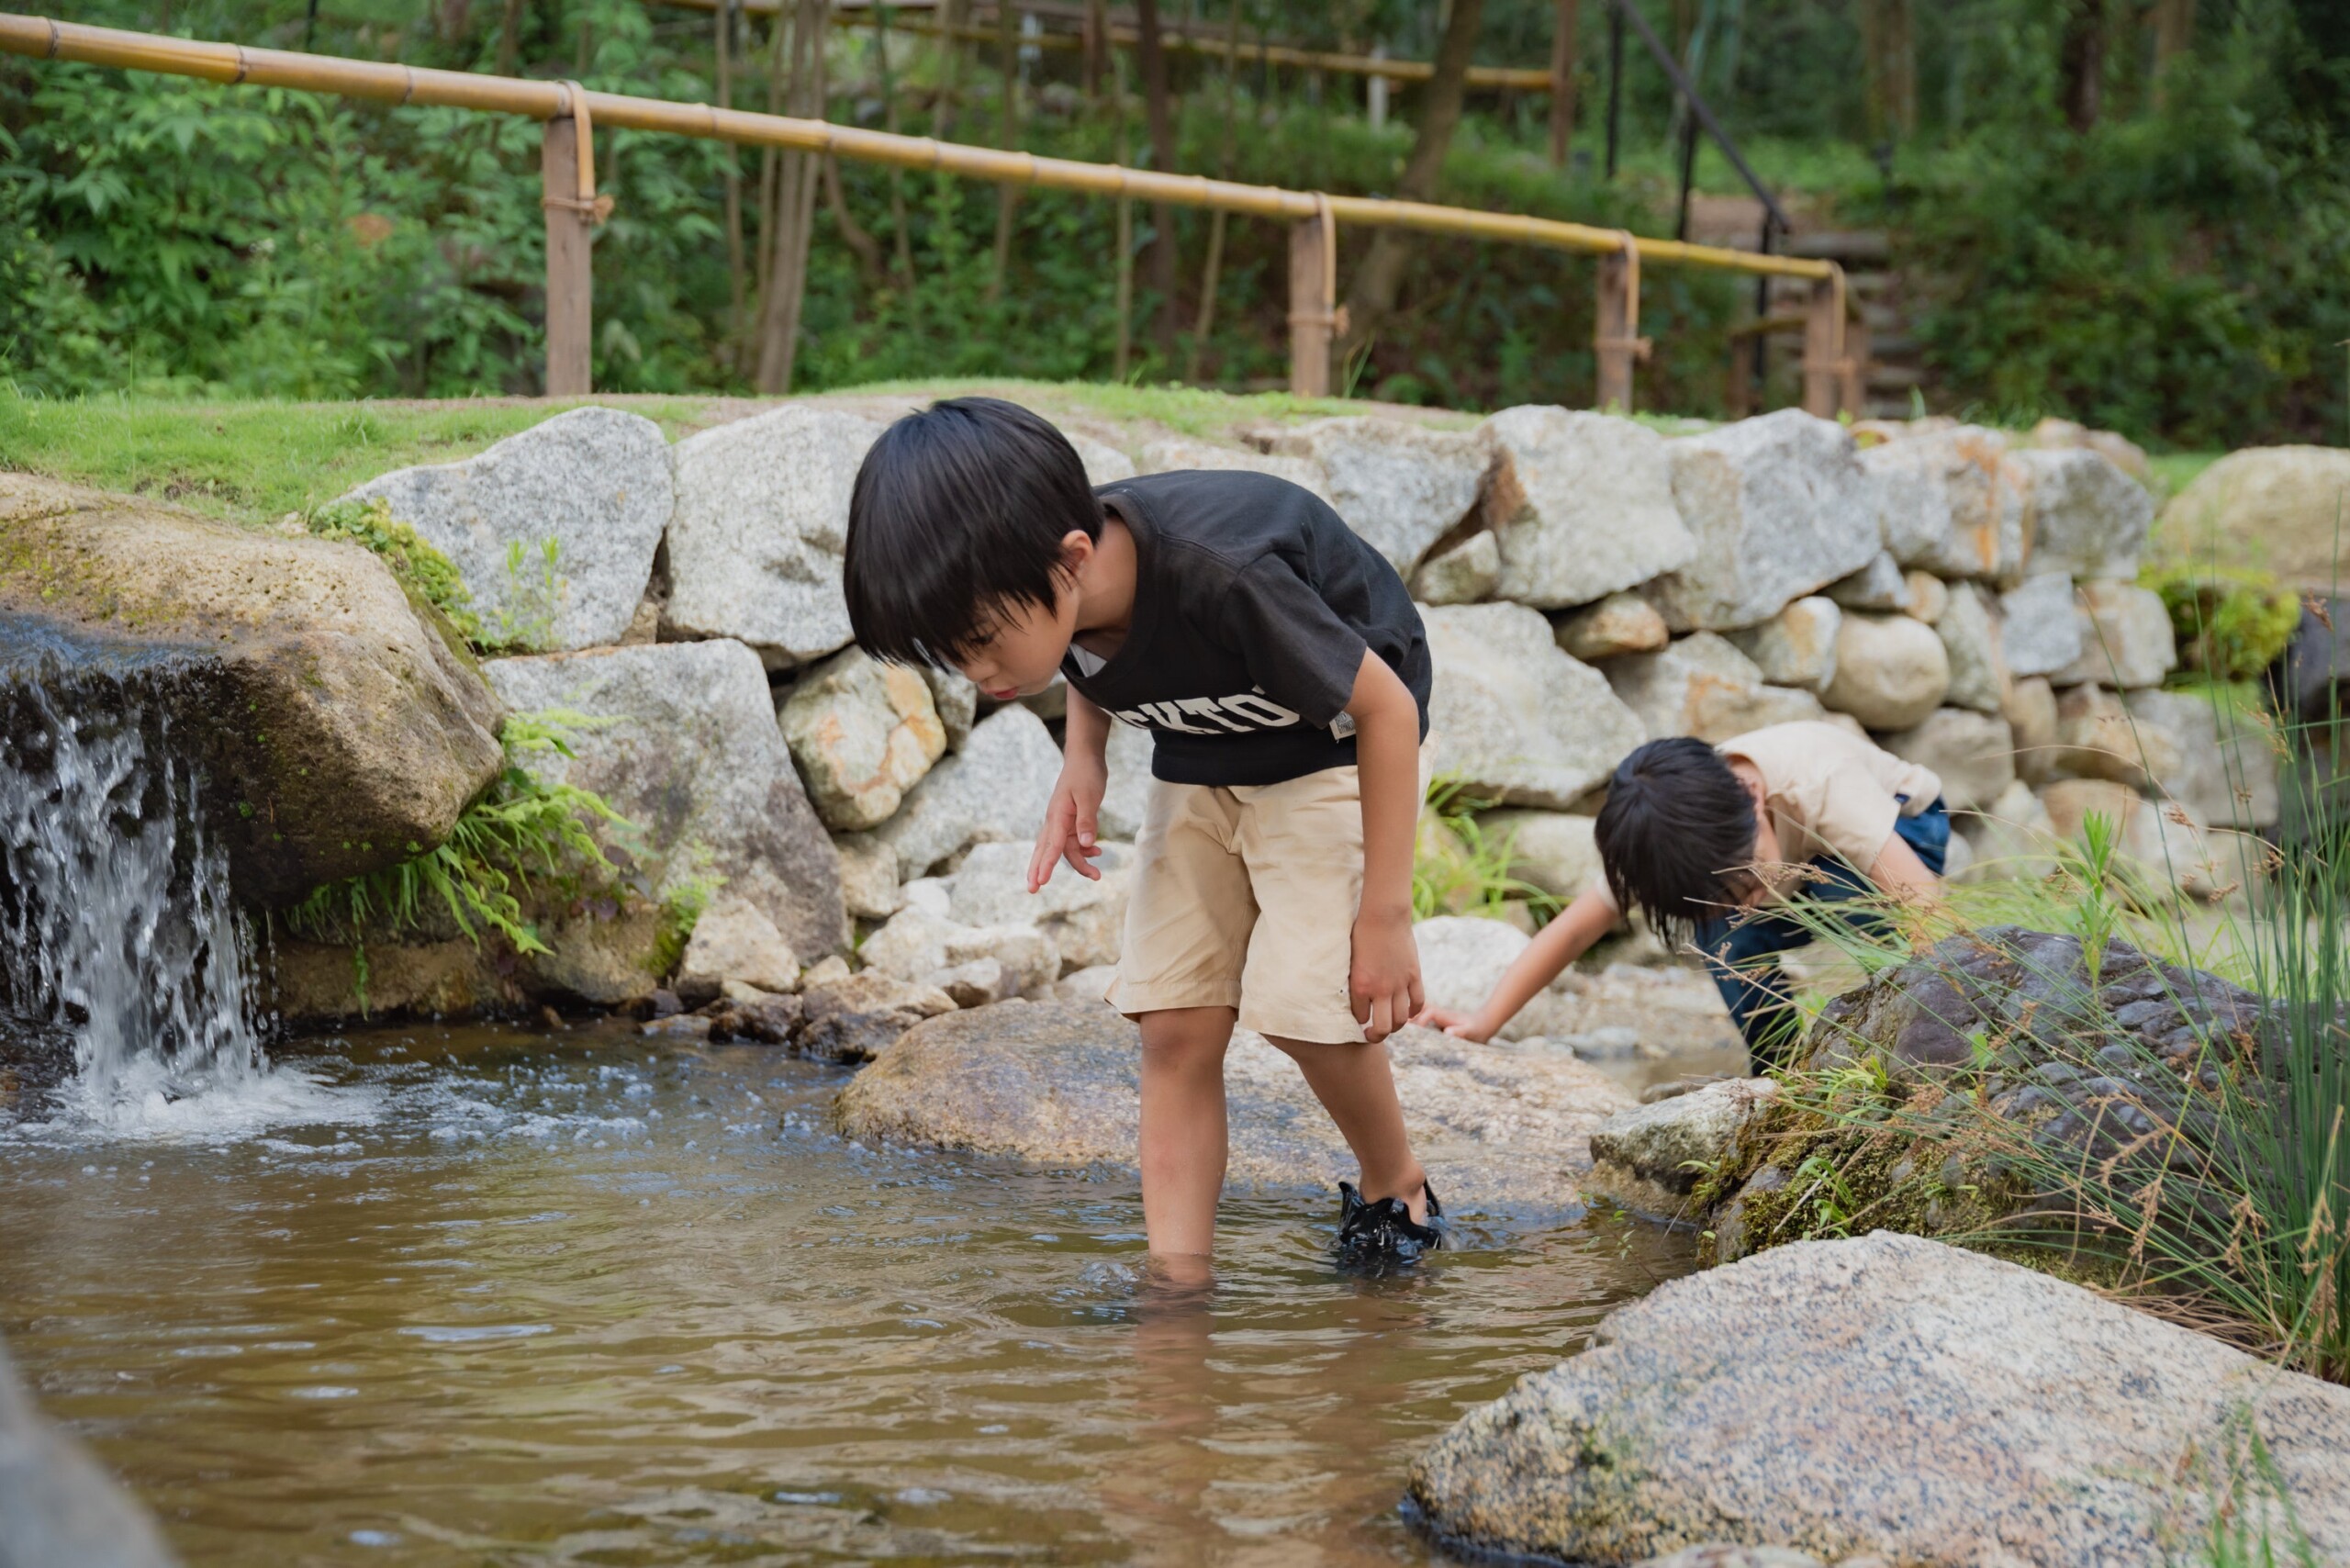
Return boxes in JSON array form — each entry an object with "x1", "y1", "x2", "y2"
[
  {"x1": 1266, "y1": 1037, "x2": 1429, "y2": 1225},
  {"x1": 1137, "y1": 1006, "x2": 1238, "y2": 1258}
]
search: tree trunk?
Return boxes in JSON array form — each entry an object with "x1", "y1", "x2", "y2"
[
  {"x1": 988, "y1": 1, "x2": 1023, "y2": 301},
  {"x1": 1112, "y1": 50, "x2": 1134, "y2": 380},
  {"x1": 716, "y1": 0, "x2": 747, "y2": 368},
  {"x1": 1135, "y1": 0, "x2": 1181, "y2": 357},
  {"x1": 495, "y1": 0, "x2": 528, "y2": 75},
  {"x1": 1337, "y1": 0, "x2": 1484, "y2": 368},
  {"x1": 2059, "y1": 0, "x2": 2105, "y2": 134},
  {"x1": 1083, "y1": 0, "x2": 1107, "y2": 102},
  {"x1": 755, "y1": 0, "x2": 826, "y2": 394},
  {"x1": 2151, "y1": 0, "x2": 2193, "y2": 107},
  {"x1": 1547, "y1": 0, "x2": 1580, "y2": 167},
  {"x1": 1184, "y1": 0, "x2": 1246, "y2": 383},
  {"x1": 1859, "y1": 0, "x2": 1916, "y2": 143},
  {"x1": 934, "y1": 0, "x2": 966, "y2": 141},
  {"x1": 876, "y1": 3, "x2": 914, "y2": 283}
]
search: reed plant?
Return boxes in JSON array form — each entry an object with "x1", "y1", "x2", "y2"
[{"x1": 1741, "y1": 695, "x2": 2346, "y2": 1385}]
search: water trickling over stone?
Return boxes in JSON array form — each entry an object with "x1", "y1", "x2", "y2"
[{"x1": 0, "y1": 636, "x2": 272, "y2": 1128}]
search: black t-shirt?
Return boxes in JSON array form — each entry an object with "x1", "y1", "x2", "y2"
[{"x1": 1063, "y1": 469, "x2": 1431, "y2": 787}]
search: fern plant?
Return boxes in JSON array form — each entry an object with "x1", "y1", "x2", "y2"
[
  {"x1": 288, "y1": 709, "x2": 630, "y2": 1009},
  {"x1": 302, "y1": 497, "x2": 487, "y2": 645}
]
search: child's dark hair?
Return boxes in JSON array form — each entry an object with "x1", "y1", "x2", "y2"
[
  {"x1": 843, "y1": 396, "x2": 1101, "y2": 667},
  {"x1": 1594, "y1": 737, "x2": 1760, "y2": 940}
]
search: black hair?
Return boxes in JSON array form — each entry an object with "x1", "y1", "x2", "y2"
[
  {"x1": 1594, "y1": 736, "x2": 1761, "y2": 941},
  {"x1": 843, "y1": 396, "x2": 1102, "y2": 667}
]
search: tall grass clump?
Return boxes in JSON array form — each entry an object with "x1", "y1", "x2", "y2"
[{"x1": 1744, "y1": 691, "x2": 2347, "y2": 1385}]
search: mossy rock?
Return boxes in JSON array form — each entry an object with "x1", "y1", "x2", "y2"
[{"x1": 0, "y1": 473, "x2": 504, "y2": 903}]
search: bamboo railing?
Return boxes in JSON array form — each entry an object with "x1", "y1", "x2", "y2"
[{"x1": 0, "y1": 13, "x2": 1853, "y2": 410}]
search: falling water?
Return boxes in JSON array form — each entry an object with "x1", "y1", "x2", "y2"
[{"x1": 0, "y1": 644, "x2": 275, "y2": 1131}]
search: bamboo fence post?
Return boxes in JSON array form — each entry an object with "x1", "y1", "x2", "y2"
[
  {"x1": 1801, "y1": 272, "x2": 1842, "y2": 418},
  {"x1": 541, "y1": 96, "x2": 595, "y2": 396},
  {"x1": 1593, "y1": 234, "x2": 1647, "y2": 412},
  {"x1": 1112, "y1": 50, "x2": 1133, "y2": 380},
  {"x1": 1287, "y1": 197, "x2": 1336, "y2": 397}
]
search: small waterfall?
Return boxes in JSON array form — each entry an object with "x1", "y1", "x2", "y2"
[{"x1": 0, "y1": 645, "x2": 274, "y2": 1130}]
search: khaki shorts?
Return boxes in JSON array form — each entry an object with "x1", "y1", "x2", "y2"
[{"x1": 1104, "y1": 765, "x2": 1366, "y2": 1045}]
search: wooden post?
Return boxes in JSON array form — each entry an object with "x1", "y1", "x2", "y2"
[
  {"x1": 1593, "y1": 247, "x2": 1638, "y2": 411},
  {"x1": 542, "y1": 113, "x2": 593, "y2": 397},
  {"x1": 1547, "y1": 0, "x2": 1579, "y2": 167},
  {"x1": 1801, "y1": 275, "x2": 1841, "y2": 418},
  {"x1": 1288, "y1": 208, "x2": 1335, "y2": 397},
  {"x1": 1841, "y1": 313, "x2": 1870, "y2": 420}
]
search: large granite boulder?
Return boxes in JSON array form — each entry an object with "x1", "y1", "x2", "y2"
[
  {"x1": 1859, "y1": 423, "x2": 2015, "y2": 578},
  {"x1": 1408, "y1": 1231, "x2": 2350, "y2": 1566},
  {"x1": 1555, "y1": 591, "x2": 1672, "y2": 661},
  {"x1": 1585, "y1": 1076, "x2": 1777, "y2": 1218},
  {"x1": 1953, "y1": 779, "x2": 2059, "y2": 882},
  {"x1": 676, "y1": 892, "x2": 800, "y2": 999},
  {"x1": 483, "y1": 640, "x2": 847, "y2": 960},
  {"x1": 946, "y1": 838, "x2": 1133, "y2": 973},
  {"x1": 1097, "y1": 714, "x2": 1156, "y2": 842},
  {"x1": 1136, "y1": 436, "x2": 1334, "y2": 503},
  {"x1": 1424, "y1": 603, "x2": 1645, "y2": 809},
  {"x1": 2159, "y1": 445, "x2": 2350, "y2": 593},
  {"x1": 2126, "y1": 688, "x2": 2281, "y2": 831},
  {"x1": 1262, "y1": 417, "x2": 1489, "y2": 576},
  {"x1": 663, "y1": 404, "x2": 883, "y2": 665},
  {"x1": 1821, "y1": 613, "x2": 1949, "y2": 731},
  {"x1": 833, "y1": 1001, "x2": 1634, "y2": 1214},
  {"x1": 776, "y1": 646, "x2": 947, "y2": 831},
  {"x1": 336, "y1": 406, "x2": 672, "y2": 652},
  {"x1": 1414, "y1": 915, "x2": 1532, "y2": 1033},
  {"x1": 1877, "y1": 708, "x2": 2015, "y2": 813},
  {"x1": 1822, "y1": 550, "x2": 1908, "y2": 611},
  {"x1": 1724, "y1": 598, "x2": 1840, "y2": 693},
  {"x1": 1609, "y1": 633, "x2": 1830, "y2": 744},
  {"x1": 1995, "y1": 574, "x2": 2084, "y2": 678},
  {"x1": 1409, "y1": 530, "x2": 1501, "y2": 605},
  {"x1": 0, "y1": 474, "x2": 503, "y2": 904},
  {"x1": 1541, "y1": 963, "x2": 1745, "y2": 1059},
  {"x1": 1650, "y1": 411, "x2": 1881, "y2": 632},
  {"x1": 0, "y1": 1336, "x2": 178, "y2": 1568},
  {"x1": 2003, "y1": 446, "x2": 2152, "y2": 582},
  {"x1": 1475, "y1": 407, "x2": 1695, "y2": 608},
  {"x1": 1481, "y1": 809, "x2": 1602, "y2": 901},
  {"x1": 2051, "y1": 579, "x2": 2177, "y2": 690},
  {"x1": 2049, "y1": 684, "x2": 2180, "y2": 790},
  {"x1": 1934, "y1": 580, "x2": 2005, "y2": 713},
  {"x1": 871, "y1": 706, "x2": 1063, "y2": 879}
]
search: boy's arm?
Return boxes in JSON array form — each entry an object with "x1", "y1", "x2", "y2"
[
  {"x1": 1345, "y1": 649, "x2": 1425, "y2": 1044},
  {"x1": 1028, "y1": 689, "x2": 1110, "y2": 891},
  {"x1": 1416, "y1": 886, "x2": 1617, "y2": 1042},
  {"x1": 1865, "y1": 830, "x2": 1942, "y2": 905}
]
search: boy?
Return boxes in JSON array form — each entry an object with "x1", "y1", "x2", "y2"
[
  {"x1": 842, "y1": 398, "x2": 1441, "y2": 1271},
  {"x1": 1416, "y1": 722, "x2": 1949, "y2": 1069}
]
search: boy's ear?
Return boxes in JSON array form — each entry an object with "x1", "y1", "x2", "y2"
[{"x1": 1057, "y1": 528, "x2": 1095, "y2": 577}]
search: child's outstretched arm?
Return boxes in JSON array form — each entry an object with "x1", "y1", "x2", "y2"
[
  {"x1": 1346, "y1": 649, "x2": 1425, "y2": 1044},
  {"x1": 1416, "y1": 885, "x2": 1619, "y2": 1042},
  {"x1": 1028, "y1": 689, "x2": 1109, "y2": 890}
]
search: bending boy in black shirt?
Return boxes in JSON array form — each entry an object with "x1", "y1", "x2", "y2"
[{"x1": 844, "y1": 398, "x2": 1440, "y2": 1271}]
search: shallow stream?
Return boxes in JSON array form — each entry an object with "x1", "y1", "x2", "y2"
[{"x1": 1, "y1": 1019, "x2": 1695, "y2": 1567}]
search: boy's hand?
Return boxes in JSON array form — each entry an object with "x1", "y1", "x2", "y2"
[
  {"x1": 1028, "y1": 757, "x2": 1107, "y2": 891},
  {"x1": 1411, "y1": 1003, "x2": 1494, "y2": 1044},
  {"x1": 1348, "y1": 905, "x2": 1424, "y2": 1045}
]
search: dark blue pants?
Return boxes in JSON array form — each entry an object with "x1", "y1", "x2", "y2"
[{"x1": 1692, "y1": 798, "x2": 1950, "y2": 1071}]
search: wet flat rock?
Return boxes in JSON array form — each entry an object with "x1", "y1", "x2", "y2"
[
  {"x1": 832, "y1": 1000, "x2": 1633, "y2": 1215},
  {"x1": 1409, "y1": 1232, "x2": 2350, "y2": 1566}
]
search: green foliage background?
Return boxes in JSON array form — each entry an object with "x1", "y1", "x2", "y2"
[{"x1": 4, "y1": 0, "x2": 2347, "y2": 446}]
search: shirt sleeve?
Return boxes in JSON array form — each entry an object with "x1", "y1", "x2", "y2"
[
  {"x1": 1805, "y1": 759, "x2": 1904, "y2": 870},
  {"x1": 1216, "y1": 553, "x2": 1371, "y2": 729}
]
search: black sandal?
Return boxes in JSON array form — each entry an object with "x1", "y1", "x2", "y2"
[{"x1": 1333, "y1": 1179, "x2": 1444, "y2": 1272}]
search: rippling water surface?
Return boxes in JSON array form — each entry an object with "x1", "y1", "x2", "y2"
[{"x1": 0, "y1": 1019, "x2": 1694, "y2": 1566}]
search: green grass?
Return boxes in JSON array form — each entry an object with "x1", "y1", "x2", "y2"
[{"x1": 0, "y1": 379, "x2": 1494, "y2": 531}]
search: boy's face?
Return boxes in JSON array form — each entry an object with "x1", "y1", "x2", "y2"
[{"x1": 953, "y1": 585, "x2": 1078, "y2": 701}]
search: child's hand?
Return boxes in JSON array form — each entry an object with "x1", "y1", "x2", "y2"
[
  {"x1": 1348, "y1": 906, "x2": 1424, "y2": 1045},
  {"x1": 1410, "y1": 1003, "x2": 1494, "y2": 1043},
  {"x1": 1027, "y1": 756, "x2": 1107, "y2": 891}
]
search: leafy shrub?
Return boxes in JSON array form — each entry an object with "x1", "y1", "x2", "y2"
[
  {"x1": 1411, "y1": 776, "x2": 1558, "y2": 924},
  {"x1": 2143, "y1": 561, "x2": 2304, "y2": 684}
]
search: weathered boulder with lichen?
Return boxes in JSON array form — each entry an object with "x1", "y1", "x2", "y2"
[
  {"x1": 1699, "y1": 926, "x2": 2269, "y2": 1267},
  {"x1": 0, "y1": 473, "x2": 504, "y2": 904}
]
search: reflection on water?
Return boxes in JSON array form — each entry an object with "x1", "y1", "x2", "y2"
[{"x1": 0, "y1": 1019, "x2": 1694, "y2": 1566}]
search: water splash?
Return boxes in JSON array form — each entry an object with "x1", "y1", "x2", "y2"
[{"x1": 0, "y1": 653, "x2": 285, "y2": 1133}]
